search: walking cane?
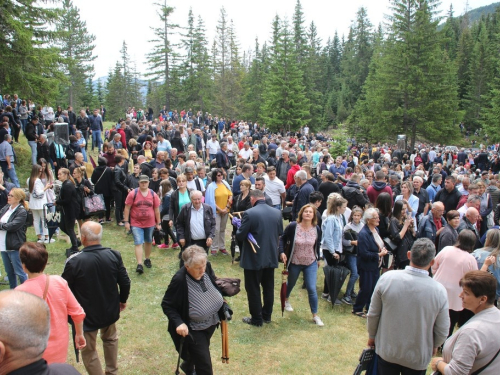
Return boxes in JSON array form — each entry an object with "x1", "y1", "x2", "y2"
[
  {"x1": 221, "y1": 320, "x2": 229, "y2": 364},
  {"x1": 175, "y1": 336, "x2": 185, "y2": 375}
]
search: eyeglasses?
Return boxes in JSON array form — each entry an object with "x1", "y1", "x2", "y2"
[{"x1": 217, "y1": 174, "x2": 223, "y2": 177}]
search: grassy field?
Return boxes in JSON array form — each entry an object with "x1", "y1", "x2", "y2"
[{"x1": 5, "y1": 124, "x2": 440, "y2": 374}]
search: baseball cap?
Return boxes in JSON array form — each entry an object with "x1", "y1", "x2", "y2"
[{"x1": 139, "y1": 175, "x2": 149, "y2": 182}]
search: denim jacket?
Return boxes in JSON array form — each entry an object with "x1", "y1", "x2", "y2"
[{"x1": 321, "y1": 214, "x2": 343, "y2": 254}]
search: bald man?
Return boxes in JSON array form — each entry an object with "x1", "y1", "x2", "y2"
[
  {"x1": 0, "y1": 290, "x2": 80, "y2": 374},
  {"x1": 418, "y1": 202, "x2": 446, "y2": 244},
  {"x1": 457, "y1": 207, "x2": 482, "y2": 250},
  {"x1": 62, "y1": 221, "x2": 131, "y2": 375}
]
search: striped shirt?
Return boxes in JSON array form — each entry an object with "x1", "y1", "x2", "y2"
[{"x1": 186, "y1": 273, "x2": 223, "y2": 330}]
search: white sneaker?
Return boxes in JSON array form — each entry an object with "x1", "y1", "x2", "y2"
[
  {"x1": 284, "y1": 301, "x2": 293, "y2": 312},
  {"x1": 44, "y1": 238, "x2": 56, "y2": 244},
  {"x1": 37, "y1": 239, "x2": 43, "y2": 243},
  {"x1": 313, "y1": 316, "x2": 324, "y2": 327}
]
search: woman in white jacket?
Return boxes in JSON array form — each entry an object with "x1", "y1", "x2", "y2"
[{"x1": 27, "y1": 165, "x2": 53, "y2": 243}]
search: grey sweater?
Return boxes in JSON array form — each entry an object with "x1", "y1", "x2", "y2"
[{"x1": 367, "y1": 267, "x2": 449, "y2": 370}]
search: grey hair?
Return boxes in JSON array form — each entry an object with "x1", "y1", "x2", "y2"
[
  {"x1": 0, "y1": 290, "x2": 50, "y2": 358},
  {"x1": 363, "y1": 208, "x2": 378, "y2": 222},
  {"x1": 220, "y1": 142, "x2": 227, "y2": 148},
  {"x1": 190, "y1": 190, "x2": 203, "y2": 199},
  {"x1": 249, "y1": 189, "x2": 265, "y2": 199},
  {"x1": 81, "y1": 224, "x2": 103, "y2": 242},
  {"x1": 431, "y1": 174, "x2": 442, "y2": 183},
  {"x1": 413, "y1": 175, "x2": 423, "y2": 183},
  {"x1": 295, "y1": 170, "x2": 307, "y2": 181},
  {"x1": 360, "y1": 179, "x2": 369, "y2": 185},
  {"x1": 467, "y1": 194, "x2": 481, "y2": 204},
  {"x1": 410, "y1": 238, "x2": 436, "y2": 267},
  {"x1": 182, "y1": 245, "x2": 207, "y2": 267}
]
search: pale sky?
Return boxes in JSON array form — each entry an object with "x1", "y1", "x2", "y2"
[{"x1": 72, "y1": 0, "x2": 495, "y2": 78}]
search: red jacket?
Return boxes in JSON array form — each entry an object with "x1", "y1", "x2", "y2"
[
  {"x1": 367, "y1": 182, "x2": 393, "y2": 205},
  {"x1": 285, "y1": 165, "x2": 301, "y2": 189},
  {"x1": 117, "y1": 128, "x2": 127, "y2": 145}
]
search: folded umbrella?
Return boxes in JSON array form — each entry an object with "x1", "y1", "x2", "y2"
[
  {"x1": 280, "y1": 264, "x2": 288, "y2": 317},
  {"x1": 230, "y1": 214, "x2": 258, "y2": 253}
]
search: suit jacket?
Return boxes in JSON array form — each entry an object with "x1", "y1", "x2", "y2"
[
  {"x1": 216, "y1": 149, "x2": 230, "y2": 170},
  {"x1": 236, "y1": 200, "x2": 283, "y2": 270},
  {"x1": 175, "y1": 203, "x2": 215, "y2": 245}
]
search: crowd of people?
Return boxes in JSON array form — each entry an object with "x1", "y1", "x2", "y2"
[{"x1": 1, "y1": 96, "x2": 500, "y2": 374}]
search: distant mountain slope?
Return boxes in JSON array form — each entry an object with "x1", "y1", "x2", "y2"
[{"x1": 465, "y1": 2, "x2": 500, "y2": 23}]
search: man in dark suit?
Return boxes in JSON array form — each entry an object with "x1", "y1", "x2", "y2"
[
  {"x1": 216, "y1": 142, "x2": 230, "y2": 176},
  {"x1": 237, "y1": 190, "x2": 285, "y2": 327}
]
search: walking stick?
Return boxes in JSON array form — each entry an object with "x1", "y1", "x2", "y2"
[
  {"x1": 175, "y1": 336, "x2": 185, "y2": 375},
  {"x1": 221, "y1": 320, "x2": 229, "y2": 364}
]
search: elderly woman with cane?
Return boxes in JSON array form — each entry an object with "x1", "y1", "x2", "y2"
[{"x1": 161, "y1": 245, "x2": 228, "y2": 375}]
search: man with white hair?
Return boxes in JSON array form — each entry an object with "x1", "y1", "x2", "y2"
[
  {"x1": 291, "y1": 170, "x2": 314, "y2": 221},
  {"x1": 0, "y1": 290, "x2": 81, "y2": 374}
]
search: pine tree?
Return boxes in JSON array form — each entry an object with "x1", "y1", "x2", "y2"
[
  {"x1": 57, "y1": 0, "x2": 96, "y2": 109},
  {"x1": 463, "y1": 21, "x2": 494, "y2": 129},
  {"x1": 261, "y1": 17, "x2": 310, "y2": 131},
  {"x1": 213, "y1": 7, "x2": 231, "y2": 117},
  {"x1": 0, "y1": 0, "x2": 63, "y2": 102},
  {"x1": 145, "y1": 0, "x2": 179, "y2": 110},
  {"x1": 242, "y1": 38, "x2": 265, "y2": 121},
  {"x1": 351, "y1": 0, "x2": 458, "y2": 149}
]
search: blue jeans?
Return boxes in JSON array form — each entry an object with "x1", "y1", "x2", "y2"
[
  {"x1": 0, "y1": 161, "x2": 20, "y2": 187},
  {"x1": 20, "y1": 119, "x2": 27, "y2": 134},
  {"x1": 344, "y1": 253, "x2": 359, "y2": 297},
  {"x1": 1, "y1": 251, "x2": 27, "y2": 289},
  {"x1": 209, "y1": 154, "x2": 217, "y2": 162},
  {"x1": 273, "y1": 204, "x2": 281, "y2": 210},
  {"x1": 28, "y1": 140, "x2": 37, "y2": 165},
  {"x1": 131, "y1": 226, "x2": 154, "y2": 245},
  {"x1": 91, "y1": 130, "x2": 102, "y2": 152},
  {"x1": 286, "y1": 261, "x2": 319, "y2": 314}
]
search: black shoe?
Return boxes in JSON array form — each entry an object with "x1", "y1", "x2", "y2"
[
  {"x1": 144, "y1": 258, "x2": 152, "y2": 268},
  {"x1": 263, "y1": 319, "x2": 271, "y2": 324},
  {"x1": 235, "y1": 256, "x2": 241, "y2": 261},
  {"x1": 136, "y1": 264, "x2": 144, "y2": 274},
  {"x1": 242, "y1": 317, "x2": 262, "y2": 327},
  {"x1": 351, "y1": 291, "x2": 358, "y2": 300}
]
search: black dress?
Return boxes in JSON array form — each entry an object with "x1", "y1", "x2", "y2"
[{"x1": 389, "y1": 217, "x2": 416, "y2": 268}]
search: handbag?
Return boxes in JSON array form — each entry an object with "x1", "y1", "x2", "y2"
[
  {"x1": 83, "y1": 194, "x2": 106, "y2": 216},
  {"x1": 343, "y1": 229, "x2": 358, "y2": 255},
  {"x1": 215, "y1": 277, "x2": 241, "y2": 297},
  {"x1": 383, "y1": 237, "x2": 398, "y2": 252},
  {"x1": 353, "y1": 348, "x2": 376, "y2": 375}
]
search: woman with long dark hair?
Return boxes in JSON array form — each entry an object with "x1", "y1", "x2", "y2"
[
  {"x1": 389, "y1": 199, "x2": 416, "y2": 269},
  {"x1": 56, "y1": 168, "x2": 80, "y2": 256},
  {"x1": 375, "y1": 192, "x2": 392, "y2": 239}
]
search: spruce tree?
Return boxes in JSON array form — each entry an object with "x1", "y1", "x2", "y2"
[
  {"x1": 351, "y1": 0, "x2": 458, "y2": 149},
  {"x1": 261, "y1": 17, "x2": 310, "y2": 132},
  {"x1": 57, "y1": 0, "x2": 96, "y2": 109},
  {"x1": 145, "y1": 0, "x2": 179, "y2": 110}
]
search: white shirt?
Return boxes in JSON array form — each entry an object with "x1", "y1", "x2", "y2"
[
  {"x1": 0, "y1": 204, "x2": 19, "y2": 251},
  {"x1": 206, "y1": 140, "x2": 220, "y2": 155},
  {"x1": 264, "y1": 176, "x2": 286, "y2": 205},
  {"x1": 239, "y1": 148, "x2": 252, "y2": 160},
  {"x1": 186, "y1": 178, "x2": 206, "y2": 193},
  {"x1": 190, "y1": 205, "x2": 206, "y2": 240},
  {"x1": 303, "y1": 126, "x2": 309, "y2": 135}
]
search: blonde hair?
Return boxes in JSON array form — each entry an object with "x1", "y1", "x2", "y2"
[
  {"x1": 9, "y1": 188, "x2": 29, "y2": 210},
  {"x1": 327, "y1": 194, "x2": 347, "y2": 216}
]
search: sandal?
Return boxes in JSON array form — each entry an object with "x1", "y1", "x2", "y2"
[{"x1": 351, "y1": 311, "x2": 367, "y2": 318}]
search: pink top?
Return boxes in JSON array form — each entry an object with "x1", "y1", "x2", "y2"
[
  {"x1": 432, "y1": 246, "x2": 478, "y2": 311},
  {"x1": 16, "y1": 274, "x2": 85, "y2": 364},
  {"x1": 291, "y1": 225, "x2": 317, "y2": 266},
  {"x1": 125, "y1": 189, "x2": 161, "y2": 228}
]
